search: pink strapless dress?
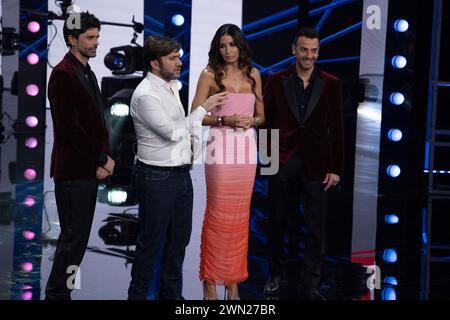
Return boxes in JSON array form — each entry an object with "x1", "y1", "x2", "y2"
[{"x1": 199, "y1": 93, "x2": 257, "y2": 285}]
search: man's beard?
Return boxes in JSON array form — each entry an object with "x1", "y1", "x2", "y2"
[
  {"x1": 159, "y1": 63, "x2": 180, "y2": 81},
  {"x1": 77, "y1": 44, "x2": 97, "y2": 58}
]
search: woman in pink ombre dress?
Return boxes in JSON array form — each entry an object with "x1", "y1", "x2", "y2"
[{"x1": 191, "y1": 24, "x2": 265, "y2": 300}]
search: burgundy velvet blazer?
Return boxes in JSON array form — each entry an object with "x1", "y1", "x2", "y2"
[
  {"x1": 48, "y1": 53, "x2": 111, "y2": 179},
  {"x1": 263, "y1": 65, "x2": 344, "y2": 180}
]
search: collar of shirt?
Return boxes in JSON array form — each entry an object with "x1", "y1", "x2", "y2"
[
  {"x1": 146, "y1": 71, "x2": 179, "y2": 96},
  {"x1": 294, "y1": 65, "x2": 317, "y2": 86},
  {"x1": 68, "y1": 51, "x2": 92, "y2": 76}
]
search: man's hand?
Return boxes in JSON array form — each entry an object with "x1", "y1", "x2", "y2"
[
  {"x1": 96, "y1": 166, "x2": 110, "y2": 180},
  {"x1": 103, "y1": 156, "x2": 115, "y2": 175},
  {"x1": 202, "y1": 92, "x2": 229, "y2": 112},
  {"x1": 323, "y1": 173, "x2": 340, "y2": 191}
]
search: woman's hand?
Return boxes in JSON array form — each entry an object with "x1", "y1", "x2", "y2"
[{"x1": 224, "y1": 114, "x2": 252, "y2": 129}]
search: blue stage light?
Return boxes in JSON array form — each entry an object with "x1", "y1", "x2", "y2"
[
  {"x1": 172, "y1": 14, "x2": 185, "y2": 26},
  {"x1": 179, "y1": 48, "x2": 184, "y2": 57},
  {"x1": 384, "y1": 276, "x2": 398, "y2": 286},
  {"x1": 177, "y1": 80, "x2": 183, "y2": 91},
  {"x1": 385, "y1": 214, "x2": 399, "y2": 224},
  {"x1": 387, "y1": 165, "x2": 401, "y2": 178},
  {"x1": 390, "y1": 92, "x2": 405, "y2": 105},
  {"x1": 388, "y1": 129, "x2": 403, "y2": 142},
  {"x1": 394, "y1": 19, "x2": 409, "y2": 32},
  {"x1": 383, "y1": 249, "x2": 398, "y2": 263},
  {"x1": 392, "y1": 55, "x2": 407, "y2": 69},
  {"x1": 382, "y1": 287, "x2": 397, "y2": 300}
]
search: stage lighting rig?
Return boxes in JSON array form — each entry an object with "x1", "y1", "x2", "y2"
[
  {"x1": 104, "y1": 45, "x2": 143, "y2": 76},
  {"x1": 0, "y1": 18, "x2": 19, "y2": 56}
]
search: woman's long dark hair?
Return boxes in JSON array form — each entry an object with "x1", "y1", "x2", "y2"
[{"x1": 207, "y1": 24, "x2": 256, "y2": 95}]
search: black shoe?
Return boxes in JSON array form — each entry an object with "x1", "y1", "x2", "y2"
[{"x1": 264, "y1": 275, "x2": 281, "y2": 295}]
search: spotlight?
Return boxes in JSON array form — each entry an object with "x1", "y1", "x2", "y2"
[
  {"x1": 21, "y1": 262, "x2": 33, "y2": 272},
  {"x1": 105, "y1": 88, "x2": 134, "y2": 132},
  {"x1": 387, "y1": 165, "x2": 401, "y2": 178},
  {"x1": 385, "y1": 214, "x2": 399, "y2": 224},
  {"x1": 394, "y1": 19, "x2": 409, "y2": 32},
  {"x1": 383, "y1": 248, "x2": 398, "y2": 263},
  {"x1": 25, "y1": 116, "x2": 38, "y2": 128},
  {"x1": 26, "y1": 84, "x2": 39, "y2": 96},
  {"x1": 384, "y1": 276, "x2": 398, "y2": 286},
  {"x1": 387, "y1": 129, "x2": 403, "y2": 142},
  {"x1": 171, "y1": 14, "x2": 185, "y2": 26},
  {"x1": 179, "y1": 48, "x2": 184, "y2": 58},
  {"x1": 100, "y1": 79, "x2": 140, "y2": 207},
  {"x1": 110, "y1": 102, "x2": 130, "y2": 117},
  {"x1": 177, "y1": 80, "x2": 183, "y2": 91},
  {"x1": 25, "y1": 137, "x2": 38, "y2": 149},
  {"x1": 381, "y1": 287, "x2": 396, "y2": 300},
  {"x1": 104, "y1": 52, "x2": 126, "y2": 71},
  {"x1": 27, "y1": 53, "x2": 40, "y2": 65},
  {"x1": 23, "y1": 196, "x2": 36, "y2": 207},
  {"x1": 24, "y1": 168, "x2": 37, "y2": 181},
  {"x1": 23, "y1": 230, "x2": 36, "y2": 240},
  {"x1": 390, "y1": 92, "x2": 405, "y2": 105},
  {"x1": 27, "y1": 21, "x2": 40, "y2": 33},
  {"x1": 21, "y1": 291, "x2": 33, "y2": 301},
  {"x1": 391, "y1": 55, "x2": 407, "y2": 69},
  {"x1": 104, "y1": 45, "x2": 143, "y2": 75},
  {"x1": 107, "y1": 188, "x2": 128, "y2": 205}
]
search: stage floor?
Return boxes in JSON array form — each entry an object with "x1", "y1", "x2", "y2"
[{"x1": 1, "y1": 164, "x2": 449, "y2": 300}]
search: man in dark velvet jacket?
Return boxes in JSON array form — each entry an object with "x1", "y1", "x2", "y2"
[
  {"x1": 45, "y1": 12, "x2": 114, "y2": 300},
  {"x1": 263, "y1": 27, "x2": 344, "y2": 300}
]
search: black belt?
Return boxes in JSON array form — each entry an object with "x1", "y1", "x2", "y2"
[{"x1": 136, "y1": 159, "x2": 190, "y2": 171}]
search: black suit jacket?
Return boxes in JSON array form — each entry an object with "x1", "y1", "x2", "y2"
[
  {"x1": 263, "y1": 65, "x2": 344, "y2": 180},
  {"x1": 48, "y1": 52, "x2": 111, "y2": 179}
]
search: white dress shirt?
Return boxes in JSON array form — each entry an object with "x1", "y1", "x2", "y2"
[{"x1": 130, "y1": 71, "x2": 206, "y2": 167}]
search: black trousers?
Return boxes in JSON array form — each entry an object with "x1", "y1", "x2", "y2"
[
  {"x1": 45, "y1": 179, "x2": 98, "y2": 300},
  {"x1": 268, "y1": 149, "x2": 328, "y2": 293}
]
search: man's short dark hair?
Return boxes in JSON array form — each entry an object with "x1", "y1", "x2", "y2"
[
  {"x1": 143, "y1": 35, "x2": 181, "y2": 72},
  {"x1": 293, "y1": 27, "x2": 320, "y2": 45},
  {"x1": 63, "y1": 11, "x2": 100, "y2": 48}
]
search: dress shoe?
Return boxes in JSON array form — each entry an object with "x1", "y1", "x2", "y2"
[{"x1": 264, "y1": 275, "x2": 281, "y2": 295}]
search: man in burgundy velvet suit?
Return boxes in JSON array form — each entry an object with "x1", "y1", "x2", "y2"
[
  {"x1": 263, "y1": 27, "x2": 344, "y2": 300},
  {"x1": 45, "y1": 12, "x2": 115, "y2": 300}
]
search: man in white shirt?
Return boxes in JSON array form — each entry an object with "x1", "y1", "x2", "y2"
[{"x1": 127, "y1": 35, "x2": 227, "y2": 300}]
